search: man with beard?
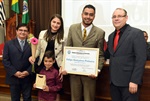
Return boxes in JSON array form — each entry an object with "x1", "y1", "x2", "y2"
[{"x1": 64, "y1": 4, "x2": 105, "y2": 101}]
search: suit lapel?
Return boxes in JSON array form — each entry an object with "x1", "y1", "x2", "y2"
[
  {"x1": 14, "y1": 38, "x2": 30, "y2": 52},
  {"x1": 76, "y1": 24, "x2": 83, "y2": 41},
  {"x1": 23, "y1": 40, "x2": 30, "y2": 52},
  {"x1": 109, "y1": 26, "x2": 131, "y2": 54},
  {"x1": 76, "y1": 24, "x2": 97, "y2": 42},
  {"x1": 115, "y1": 26, "x2": 130, "y2": 52},
  {"x1": 86, "y1": 26, "x2": 96, "y2": 41},
  {"x1": 14, "y1": 38, "x2": 22, "y2": 52},
  {"x1": 108, "y1": 31, "x2": 115, "y2": 54}
]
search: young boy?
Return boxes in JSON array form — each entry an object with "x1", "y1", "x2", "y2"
[{"x1": 33, "y1": 51, "x2": 62, "y2": 101}]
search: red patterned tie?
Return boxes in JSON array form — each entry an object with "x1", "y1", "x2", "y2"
[{"x1": 113, "y1": 30, "x2": 120, "y2": 51}]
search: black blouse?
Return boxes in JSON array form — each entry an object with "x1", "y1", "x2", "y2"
[{"x1": 46, "y1": 32, "x2": 57, "y2": 52}]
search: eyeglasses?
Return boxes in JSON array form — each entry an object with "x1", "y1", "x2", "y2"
[
  {"x1": 112, "y1": 15, "x2": 126, "y2": 19},
  {"x1": 18, "y1": 29, "x2": 28, "y2": 33}
]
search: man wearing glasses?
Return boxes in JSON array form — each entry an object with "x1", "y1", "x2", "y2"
[
  {"x1": 2, "y1": 23, "x2": 32, "y2": 101},
  {"x1": 106, "y1": 8, "x2": 147, "y2": 101}
]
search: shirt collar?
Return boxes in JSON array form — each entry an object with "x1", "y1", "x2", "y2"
[
  {"x1": 81, "y1": 23, "x2": 93, "y2": 31},
  {"x1": 116, "y1": 24, "x2": 129, "y2": 33},
  {"x1": 17, "y1": 38, "x2": 25, "y2": 42},
  {"x1": 44, "y1": 66, "x2": 54, "y2": 71}
]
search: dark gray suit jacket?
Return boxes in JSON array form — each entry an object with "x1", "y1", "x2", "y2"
[
  {"x1": 108, "y1": 25, "x2": 147, "y2": 86},
  {"x1": 2, "y1": 38, "x2": 32, "y2": 85}
]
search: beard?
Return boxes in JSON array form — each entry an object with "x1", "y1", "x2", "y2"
[{"x1": 82, "y1": 20, "x2": 92, "y2": 27}]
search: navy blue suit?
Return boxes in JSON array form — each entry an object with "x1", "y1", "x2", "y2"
[{"x1": 2, "y1": 38, "x2": 32, "y2": 101}]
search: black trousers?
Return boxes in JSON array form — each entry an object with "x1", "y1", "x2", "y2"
[
  {"x1": 110, "y1": 83, "x2": 139, "y2": 101},
  {"x1": 10, "y1": 80, "x2": 32, "y2": 101}
]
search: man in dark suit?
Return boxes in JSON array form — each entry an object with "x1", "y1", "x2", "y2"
[
  {"x1": 2, "y1": 23, "x2": 32, "y2": 101},
  {"x1": 107, "y1": 8, "x2": 147, "y2": 101},
  {"x1": 64, "y1": 4, "x2": 105, "y2": 101}
]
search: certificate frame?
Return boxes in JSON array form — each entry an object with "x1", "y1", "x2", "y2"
[{"x1": 63, "y1": 46, "x2": 99, "y2": 76}]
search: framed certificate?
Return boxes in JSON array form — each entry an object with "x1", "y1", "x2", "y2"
[{"x1": 63, "y1": 46, "x2": 99, "y2": 76}]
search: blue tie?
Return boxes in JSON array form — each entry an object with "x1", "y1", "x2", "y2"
[{"x1": 20, "y1": 40, "x2": 24, "y2": 51}]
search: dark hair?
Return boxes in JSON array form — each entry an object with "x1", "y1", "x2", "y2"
[
  {"x1": 143, "y1": 31, "x2": 148, "y2": 34},
  {"x1": 143, "y1": 31, "x2": 148, "y2": 37},
  {"x1": 44, "y1": 51, "x2": 55, "y2": 60},
  {"x1": 16, "y1": 23, "x2": 29, "y2": 31},
  {"x1": 44, "y1": 14, "x2": 64, "y2": 44},
  {"x1": 82, "y1": 4, "x2": 96, "y2": 14}
]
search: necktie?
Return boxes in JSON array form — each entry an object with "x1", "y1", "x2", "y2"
[
  {"x1": 83, "y1": 28, "x2": 87, "y2": 41},
  {"x1": 20, "y1": 40, "x2": 24, "y2": 51},
  {"x1": 113, "y1": 30, "x2": 120, "y2": 51}
]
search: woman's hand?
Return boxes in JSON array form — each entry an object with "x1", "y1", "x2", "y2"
[
  {"x1": 29, "y1": 56, "x2": 35, "y2": 64},
  {"x1": 59, "y1": 66, "x2": 63, "y2": 81}
]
